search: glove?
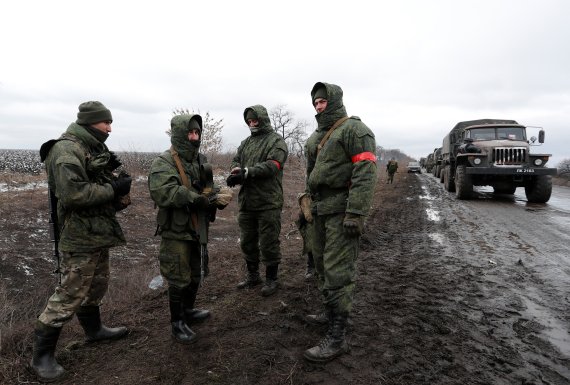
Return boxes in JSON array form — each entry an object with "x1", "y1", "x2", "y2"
[
  {"x1": 226, "y1": 168, "x2": 245, "y2": 187},
  {"x1": 343, "y1": 213, "x2": 364, "y2": 237},
  {"x1": 191, "y1": 194, "x2": 210, "y2": 210},
  {"x1": 107, "y1": 151, "x2": 122, "y2": 171},
  {"x1": 110, "y1": 172, "x2": 132, "y2": 197}
]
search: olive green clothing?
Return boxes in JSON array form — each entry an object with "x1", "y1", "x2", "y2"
[
  {"x1": 313, "y1": 213, "x2": 359, "y2": 314},
  {"x1": 238, "y1": 209, "x2": 282, "y2": 266},
  {"x1": 158, "y1": 239, "x2": 202, "y2": 289},
  {"x1": 231, "y1": 105, "x2": 288, "y2": 211},
  {"x1": 306, "y1": 82, "x2": 378, "y2": 315},
  {"x1": 42, "y1": 123, "x2": 126, "y2": 252},
  {"x1": 38, "y1": 249, "x2": 111, "y2": 328}
]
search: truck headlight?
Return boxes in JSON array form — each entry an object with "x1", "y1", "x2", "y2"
[
  {"x1": 473, "y1": 158, "x2": 482, "y2": 165},
  {"x1": 534, "y1": 159, "x2": 543, "y2": 166}
]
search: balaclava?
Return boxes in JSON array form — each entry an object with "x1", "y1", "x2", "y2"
[
  {"x1": 76, "y1": 101, "x2": 113, "y2": 143},
  {"x1": 243, "y1": 105, "x2": 271, "y2": 135},
  {"x1": 170, "y1": 114, "x2": 202, "y2": 162},
  {"x1": 310, "y1": 82, "x2": 348, "y2": 131}
]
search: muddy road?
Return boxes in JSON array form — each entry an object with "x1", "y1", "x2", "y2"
[{"x1": 1, "y1": 167, "x2": 570, "y2": 384}]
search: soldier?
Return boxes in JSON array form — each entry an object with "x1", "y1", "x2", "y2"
[
  {"x1": 386, "y1": 157, "x2": 398, "y2": 184},
  {"x1": 226, "y1": 105, "x2": 288, "y2": 297},
  {"x1": 148, "y1": 114, "x2": 231, "y2": 344},
  {"x1": 33, "y1": 101, "x2": 132, "y2": 382},
  {"x1": 303, "y1": 82, "x2": 377, "y2": 363}
]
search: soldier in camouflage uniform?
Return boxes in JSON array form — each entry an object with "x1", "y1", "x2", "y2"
[
  {"x1": 226, "y1": 105, "x2": 288, "y2": 297},
  {"x1": 149, "y1": 114, "x2": 229, "y2": 344},
  {"x1": 303, "y1": 82, "x2": 378, "y2": 363},
  {"x1": 386, "y1": 157, "x2": 398, "y2": 184},
  {"x1": 33, "y1": 101, "x2": 132, "y2": 382}
]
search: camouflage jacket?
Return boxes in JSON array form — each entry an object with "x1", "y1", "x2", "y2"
[
  {"x1": 387, "y1": 160, "x2": 398, "y2": 173},
  {"x1": 306, "y1": 82, "x2": 378, "y2": 216},
  {"x1": 41, "y1": 123, "x2": 126, "y2": 252},
  {"x1": 231, "y1": 105, "x2": 288, "y2": 211},
  {"x1": 148, "y1": 114, "x2": 211, "y2": 243}
]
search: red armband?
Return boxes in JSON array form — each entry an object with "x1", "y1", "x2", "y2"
[
  {"x1": 269, "y1": 160, "x2": 282, "y2": 170},
  {"x1": 351, "y1": 152, "x2": 376, "y2": 163}
]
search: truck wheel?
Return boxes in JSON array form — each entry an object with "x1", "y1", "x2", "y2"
[
  {"x1": 455, "y1": 165, "x2": 472, "y2": 199},
  {"x1": 444, "y1": 166, "x2": 455, "y2": 192},
  {"x1": 525, "y1": 175, "x2": 552, "y2": 203}
]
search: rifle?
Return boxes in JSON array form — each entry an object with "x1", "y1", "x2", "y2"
[{"x1": 47, "y1": 189, "x2": 61, "y2": 284}]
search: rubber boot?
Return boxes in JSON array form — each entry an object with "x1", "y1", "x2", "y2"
[
  {"x1": 30, "y1": 321, "x2": 65, "y2": 383},
  {"x1": 182, "y1": 282, "x2": 210, "y2": 324},
  {"x1": 305, "y1": 252, "x2": 315, "y2": 280},
  {"x1": 236, "y1": 261, "x2": 263, "y2": 289},
  {"x1": 169, "y1": 286, "x2": 197, "y2": 344},
  {"x1": 303, "y1": 312, "x2": 349, "y2": 363},
  {"x1": 261, "y1": 264, "x2": 279, "y2": 297},
  {"x1": 76, "y1": 306, "x2": 128, "y2": 342}
]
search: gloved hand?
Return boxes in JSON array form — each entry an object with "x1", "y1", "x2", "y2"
[
  {"x1": 226, "y1": 168, "x2": 245, "y2": 187},
  {"x1": 191, "y1": 195, "x2": 210, "y2": 210},
  {"x1": 110, "y1": 172, "x2": 132, "y2": 197},
  {"x1": 107, "y1": 151, "x2": 122, "y2": 171},
  {"x1": 297, "y1": 209, "x2": 308, "y2": 227},
  {"x1": 343, "y1": 213, "x2": 364, "y2": 237}
]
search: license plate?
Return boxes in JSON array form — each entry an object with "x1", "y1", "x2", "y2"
[{"x1": 516, "y1": 168, "x2": 535, "y2": 173}]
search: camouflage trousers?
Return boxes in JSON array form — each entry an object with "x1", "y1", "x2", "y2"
[
  {"x1": 159, "y1": 238, "x2": 202, "y2": 289},
  {"x1": 38, "y1": 249, "x2": 110, "y2": 328},
  {"x1": 387, "y1": 172, "x2": 395, "y2": 184},
  {"x1": 238, "y1": 208, "x2": 282, "y2": 266},
  {"x1": 313, "y1": 212, "x2": 359, "y2": 315}
]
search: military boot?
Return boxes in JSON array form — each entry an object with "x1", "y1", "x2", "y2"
[
  {"x1": 303, "y1": 312, "x2": 349, "y2": 363},
  {"x1": 76, "y1": 306, "x2": 128, "y2": 343},
  {"x1": 236, "y1": 261, "x2": 263, "y2": 289},
  {"x1": 260, "y1": 264, "x2": 279, "y2": 297},
  {"x1": 169, "y1": 286, "x2": 197, "y2": 344},
  {"x1": 30, "y1": 321, "x2": 65, "y2": 382},
  {"x1": 182, "y1": 282, "x2": 210, "y2": 324}
]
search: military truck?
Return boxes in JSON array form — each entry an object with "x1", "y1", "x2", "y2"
[
  {"x1": 440, "y1": 119, "x2": 556, "y2": 203},
  {"x1": 432, "y1": 147, "x2": 443, "y2": 181}
]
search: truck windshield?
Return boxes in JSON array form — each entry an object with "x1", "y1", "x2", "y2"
[{"x1": 467, "y1": 127, "x2": 526, "y2": 141}]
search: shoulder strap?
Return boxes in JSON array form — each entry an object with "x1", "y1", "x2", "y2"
[
  {"x1": 169, "y1": 146, "x2": 199, "y2": 231},
  {"x1": 317, "y1": 116, "x2": 350, "y2": 154}
]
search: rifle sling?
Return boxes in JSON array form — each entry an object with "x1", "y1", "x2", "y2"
[
  {"x1": 170, "y1": 147, "x2": 200, "y2": 231},
  {"x1": 317, "y1": 116, "x2": 350, "y2": 155}
]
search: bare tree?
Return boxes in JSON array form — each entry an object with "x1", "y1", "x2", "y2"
[
  {"x1": 269, "y1": 104, "x2": 309, "y2": 159},
  {"x1": 558, "y1": 158, "x2": 570, "y2": 177},
  {"x1": 170, "y1": 108, "x2": 223, "y2": 163}
]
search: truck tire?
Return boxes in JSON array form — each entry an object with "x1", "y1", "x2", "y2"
[
  {"x1": 525, "y1": 175, "x2": 552, "y2": 203},
  {"x1": 455, "y1": 165, "x2": 472, "y2": 199},
  {"x1": 444, "y1": 166, "x2": 455, "y2": 192}
]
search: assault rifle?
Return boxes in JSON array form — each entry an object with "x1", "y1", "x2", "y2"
[{"x1": 47, "y1": 188, "x2": 61, "y2": 284}]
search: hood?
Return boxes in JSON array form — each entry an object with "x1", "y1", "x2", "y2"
[
  {"x1": 311, "y1": 82, "x2": 348, "y2": 131},
  {"x1": 243, "y1": 105, "x2": 273, "y2": 135},
  {"x1": 170, "y1": 114, "x2": 202, "y2": 162}
]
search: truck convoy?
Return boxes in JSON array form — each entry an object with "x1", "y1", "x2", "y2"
[{"x1": 437, "y1": 119, "x2": 556, "y2": 203}]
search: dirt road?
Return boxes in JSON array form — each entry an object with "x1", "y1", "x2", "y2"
[{"x1": 2, "y1": 168, "x2": 569, "y2": 384}]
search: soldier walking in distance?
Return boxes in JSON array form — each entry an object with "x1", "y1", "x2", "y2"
[
  {"x1": 386, "y1": 157, "x2": 398, "y2": 184},
  {"x1": 149, "y1": 114, "x2": 231, "y2": 344},
  {"x1": 303, "y1": 82, "x2": 377, "y2": 363},
  {"x1": 226, "y1": 105, "x2": 288, "y2": 296},
  {"x1": 33, "y1": 101, "x2": 132, "y2": 382}
]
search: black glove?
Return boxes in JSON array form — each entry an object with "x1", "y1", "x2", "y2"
[
  {"x1": 110, "y1": 172, "x2": 132, "y2": 197},
  {"x1": 343, "y1": 213, "x2": 364, "y2": 237},
  {"x1": 226, "y1": 169, "x2": 245, "y2": 187}
]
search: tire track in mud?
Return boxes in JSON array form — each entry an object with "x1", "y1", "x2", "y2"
[{"x1": 354, "y1": 171, "x2": 570, "y2": 385}]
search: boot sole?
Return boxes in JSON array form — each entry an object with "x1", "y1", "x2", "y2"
[
  {"x1": 172, "y1": 334, "x2": 198, "y2": 345},
  {"x1": 302, "y1": 345, "x2": 349, "y2": 363}
]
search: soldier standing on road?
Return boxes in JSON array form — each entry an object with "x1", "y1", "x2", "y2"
[
  {"x1": 226, "y1": 105, "x2": 288, "y2": 297},
  {"x1": 33, "y1": 101, "x2": 132, "y2": 382},
  {"x1": 386, "y1": 157, "x2": 398, "y2": 184},
  {"x1": 303, "y1": 82, "x2": 377, "y2": 363},
  {"x1": 149, "y1": 114, "x2": 231, "y2": 344}
]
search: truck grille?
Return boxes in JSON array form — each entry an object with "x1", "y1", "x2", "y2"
[{"x1": 493, "y1": 147, "x2": 526, "y2": 165}]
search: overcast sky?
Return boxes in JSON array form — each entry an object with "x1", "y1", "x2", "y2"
[{"x1": 1, "y1": 0, "x2": 569, "y2": 167}]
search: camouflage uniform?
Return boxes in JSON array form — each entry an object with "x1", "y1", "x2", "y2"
[
  {"x1": 386, "y1": 159, "x2": 398, "y2": 184},
  {"x1": 303, "y1": 82, "x2": 377, "y2": 363},
  {"x1": 39, "y1": 122, "x2": 126, "y2": 328},
  {"x1": 229, "y1": 105, "x2": 288, "y2": 295},
  {"x1": 32, "y1": 101, "x2": 130, "y2": 382},
  {"x1": 149, "y1": 114, "x2": 219, "y2": 344}
]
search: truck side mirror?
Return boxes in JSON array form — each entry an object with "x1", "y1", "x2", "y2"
[{"x1": 538, "y1": 129, "x2": 545, "y2": 143}]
